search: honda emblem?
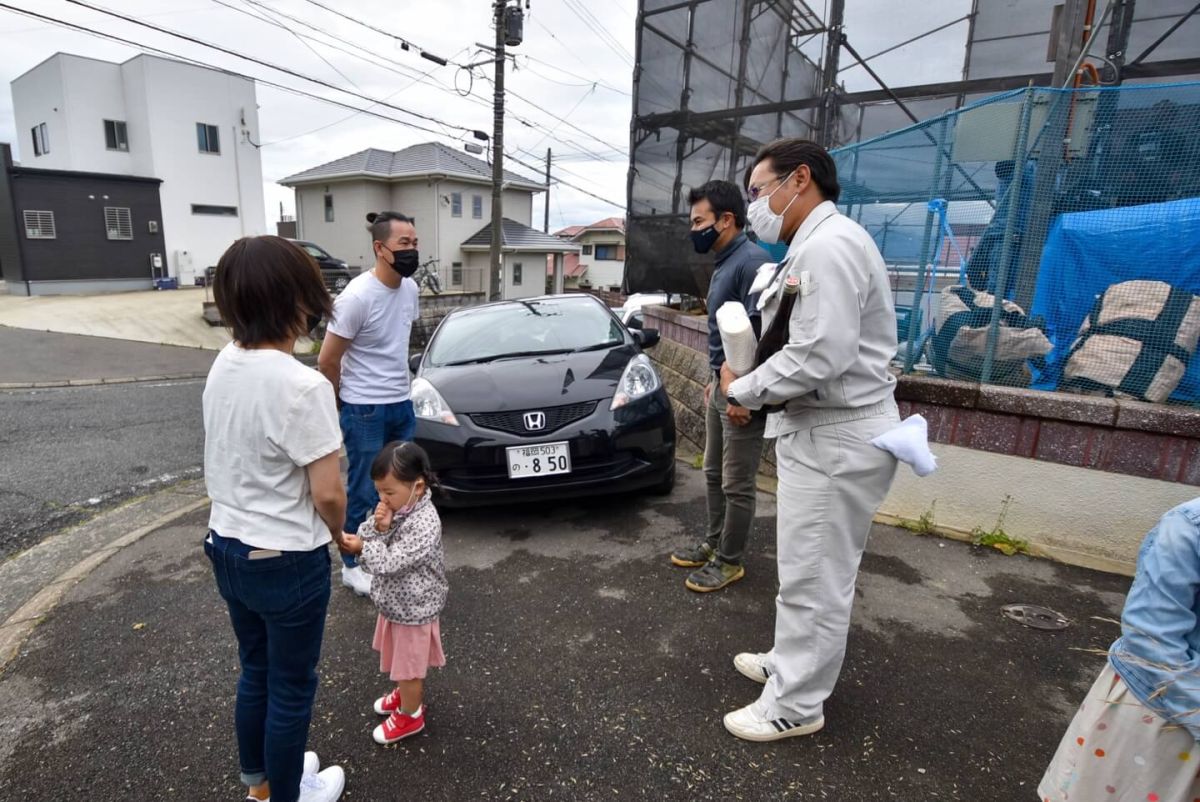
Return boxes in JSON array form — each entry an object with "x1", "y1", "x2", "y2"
[{"x1": 523, "y1": 411, "x2": 546, "y2": 431}]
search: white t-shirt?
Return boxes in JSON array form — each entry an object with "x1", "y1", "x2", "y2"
[
  {"x1": 327, "y1": 270, "x2": 420, "y2": 404},
  {"x1": 203, "y1": 344, "x2": 343, "y2": 552}
]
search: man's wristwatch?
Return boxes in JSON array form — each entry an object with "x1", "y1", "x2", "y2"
[{"x1": 726, "y1": 391, "x2": 740, "y2": 408}]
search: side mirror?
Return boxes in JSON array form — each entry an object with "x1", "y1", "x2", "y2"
[
  {"x1": 408, "y1": 352, "x2": 423, "y2": 374},
  {"x1": 634, "y1": 328, "x2": 660, "y2": 348},
  {"x1": 626, "y1": 315, "x2": 644, "y2": 330}
]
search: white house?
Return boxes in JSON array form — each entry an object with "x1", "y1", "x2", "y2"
[
  {"x1": 280, "y1": 142, "x2": 577, "y2": 297},
  {"x1": 553, "y1": 217, "x2": 626, "y2": 290},
  {"x1": 11, "y1": 52, "x2": 266, "y2": 286}
]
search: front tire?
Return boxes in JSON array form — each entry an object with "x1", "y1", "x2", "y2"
[{"x1": 650, "y1": 463, "x2": 676, "y2": 496}]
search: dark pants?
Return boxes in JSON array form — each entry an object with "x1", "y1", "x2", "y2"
[
  {"x1": 704, "y1": 372, "x2": 767, "y2": 564},
  {"x1": 204, "y1": 531, "x2": 331, "y2": 802},
  {"x1": 339, "y1": 400, "x2": 416, "y2": 568}
]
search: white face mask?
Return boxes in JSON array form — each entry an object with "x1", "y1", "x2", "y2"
[
  {"x1": 746, "y1": 170, "x2": 798, "y2": 245},
  {"x1": 396, "y1": 482, "x2": 422, "y2": 515}
]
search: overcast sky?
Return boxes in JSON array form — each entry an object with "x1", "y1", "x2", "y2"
[{"x1": 0, "y1": 0, "x2": 972, "y2": 232}]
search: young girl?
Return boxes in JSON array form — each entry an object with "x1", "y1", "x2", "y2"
[
  {"x1": 1040, "y1": 498, "x2": 1200, "y2": 801},
  {"x1": 339, "y1": 441, "x2": 447, "y2": 745}
]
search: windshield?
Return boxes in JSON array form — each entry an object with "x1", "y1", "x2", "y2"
[
  {"x1": 299, "y1": 243, "x2": 329, "y2": 260},
  {"x1": 428, "y1": 299, "x2": 628, "y2": 366}
]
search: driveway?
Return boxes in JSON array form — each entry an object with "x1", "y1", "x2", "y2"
[{"x1": 0, "y1": 464, "x2": 1131, "y2": 801}]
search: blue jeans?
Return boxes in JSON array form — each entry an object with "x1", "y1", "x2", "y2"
[
  {"x1": 204, "y1": 531, "x2": 331, "y2": 802},
  {"x1": 340, "y1": 400, "x2": 416, "y2": 568}
]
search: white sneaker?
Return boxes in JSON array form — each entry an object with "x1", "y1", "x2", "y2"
[
  {"x1": 298, "y1": 766, "x2": 345, "y2": 801},
  {"x1": 733, "y1": 652, "x2": 773, "y2": 684},
  {"x1": 341, "y1": 565, "x2": 371, "y2": 596},
  {"x1": 242, "y1": 754, "x2": 323, "y2": 802},
  {"x1": 723, "y1": 702, "x2": 824, "y2": 742}
]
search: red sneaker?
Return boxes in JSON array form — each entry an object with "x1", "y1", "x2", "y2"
[
  {"x1": 373, "y1": 688, "x2": 402, "y2": 716},
  {"x1": 373, "y1": 708, "x2": 425, "y2": 744}
]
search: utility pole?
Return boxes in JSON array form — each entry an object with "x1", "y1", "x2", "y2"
[
  {"x1": 544, "y1": 147, "x2": 551, "y2": 232},
  {"x1": 488, "y1": 0, "x2": 507, "y2": 302}
]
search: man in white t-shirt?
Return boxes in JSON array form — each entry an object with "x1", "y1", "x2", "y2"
[{"x1": 317, "y1": 211, "x2": 421, "y2": 595}]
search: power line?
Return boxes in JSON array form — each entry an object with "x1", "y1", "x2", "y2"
[
  {"x1": 506, "y1": 151, "x2": 624, "y2": 210},
  {"x1": 561, "y1": 0, "x2": 634, "y2": 66},
  {"x1": 297, "y1": 0, "x2": 454, "y2": 67},
  {"x1": 0, "y1": 2, "x2": 463, "y2": 142},
  {"x1": 59, "y1": 0, "x2": 477, "y2": 134},
  {"x1": 227, "y1": 0, "x2": 362, "y2": 91}
]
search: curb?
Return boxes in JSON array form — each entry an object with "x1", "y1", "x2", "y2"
[
  {"x1": 0, "y1": 495, "x2": 211, "y2": 672},
  {"x1": 0, "y1": 373, "x2": 209, "y2": 390}
]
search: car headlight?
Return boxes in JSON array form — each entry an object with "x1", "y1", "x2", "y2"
[
  {"x1": 611, "y1": 353, "x2": 662, "y2": 410},
  {"x1": 411, "y1": 377, "x2": 459, "y2": 425}
]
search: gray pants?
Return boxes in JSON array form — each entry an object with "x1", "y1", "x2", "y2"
[
  {"x1": 704, "y1": 376, "x2": 767, "y2": 565},
  {"x1": 756, "y1": 400, "x2": 899, "y2": 723}
]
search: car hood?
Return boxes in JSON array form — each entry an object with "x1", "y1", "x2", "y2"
[{"x1": 421, "y1": 345, "x2": 636, "y2": 413}]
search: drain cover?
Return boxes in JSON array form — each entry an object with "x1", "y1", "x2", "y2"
[{"x1": 1002, "y1": 604, "x2": 1070, "y2": 631}]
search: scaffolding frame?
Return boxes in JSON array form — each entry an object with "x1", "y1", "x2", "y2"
[{"x1": 625, "y1": 0, "x2": 1200, "y2": 297}]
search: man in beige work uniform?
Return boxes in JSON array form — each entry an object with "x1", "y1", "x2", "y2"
[{"x1": 719, "y1": 138, "x2": 900, "y2": 742}]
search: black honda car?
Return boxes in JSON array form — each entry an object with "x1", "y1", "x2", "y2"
[{"x1": 408, "y1": 294, "x2": 676, "y2": 507}]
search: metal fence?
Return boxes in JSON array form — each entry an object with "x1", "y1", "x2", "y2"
[{"x1": 833, "y1": 82, "x2": 1200, "y2": 405}]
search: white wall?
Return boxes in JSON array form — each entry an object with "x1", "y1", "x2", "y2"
[
  {"x1": 296, "y1": 181, "x2": 376, "y2": 269},
  {"x1": 576, "y1": 230, "x2": 625, "y2": 289},
  {"x1": 60, "y1": 56, "x2": 132, "y2": 175},
  {"x1": 11, "y1": 56, "x2": 67, "y2": 168},
  {"x1": 504, "y1": 253, "x2": 541, "y2": 300},
  {"x1": 138, "y1": 57, "x2": 265, "y2": 283}
]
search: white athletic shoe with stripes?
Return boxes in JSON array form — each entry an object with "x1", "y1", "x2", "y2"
[
  {"x1": 733, "y1": 651, "x2": 773, "y2": 684},
  {"x1": 723, "y1": 702, "x2": 825, "y2": 742}
]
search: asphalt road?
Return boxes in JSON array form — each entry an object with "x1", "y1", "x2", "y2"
[
  {"x1": 0, "y1": 467, "x2": 1131, "y2": 801},
  {"x1": 0, "y1": 380, "x2": 205, "y2": 559}
]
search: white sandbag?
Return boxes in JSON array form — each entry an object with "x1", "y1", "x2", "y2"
[{"x1": 717, "y1": 301, "x2": 758, "y2": 375}]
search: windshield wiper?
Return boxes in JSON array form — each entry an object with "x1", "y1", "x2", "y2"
[
  {"x1": 440, "y1": 348, "x2": 574, "y2": 366},
  {"x1": 571, "y1": 340, "x2": 623, "y2": 353}
]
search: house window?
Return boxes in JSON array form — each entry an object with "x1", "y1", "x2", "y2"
[
  {"x1": 581, "y1": 244, "x2": 593, "y2": 255},
  {"x1": 31, "y1": 123, "x2": 48, "y2": 157},
  {"x1": 104, "y1": 207, "x2": 133, "y2": 240},
  {"x1": 451, "y1": 192, "x2": 462, "y2": 217},
  {"x1": 324, "y1": 193, "x2": 334, "y2": 222},
  {"x1": 472, "y1": 195, "x2": 483, "y2": 219},
  {"x1": 451, "y1": 261, "x2": 463, "y2": 285},
  {"x1": 513, "y1": 262, "x2": 523, "y2": 286},
  {"x1": 191, "y1": 204, "x2": 238, "y2": 216},
  {"x1": 104, "y1": 120, "x2": 129, "y2": 152},
  {"x1": 595, "y1": 244, "x2": 619, "y2": 261},
  {"x1": 196, "y1": 123, "x2": 220, "y2": 154},
  {"x1": 23, "y1": 210, "x2": 55, "y2": 239}
]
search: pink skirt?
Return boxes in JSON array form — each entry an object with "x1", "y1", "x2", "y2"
[{"x1": 372, "y1": 615, "x2": 446, "y2": 681}]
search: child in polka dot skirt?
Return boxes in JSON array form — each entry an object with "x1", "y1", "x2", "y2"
[{"x1": 1041, "y1": 498, "x2": 1200, "y2": 801}]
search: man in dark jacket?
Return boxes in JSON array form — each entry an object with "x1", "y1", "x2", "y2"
[{"x1": 669, "y1": 180, "x2": 769, "y2": 593}]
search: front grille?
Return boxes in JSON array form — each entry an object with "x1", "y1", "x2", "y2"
[{"x1": 469, "y1": 400, "x2": 599, "y2": 436}]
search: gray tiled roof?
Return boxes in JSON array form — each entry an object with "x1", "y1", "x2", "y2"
[
  {"x1": 462, "y1": 218, "x2": 581, "y2": 251},
  {"x1": 279, "y1": 142, "x2": 542, "y2": 189}
]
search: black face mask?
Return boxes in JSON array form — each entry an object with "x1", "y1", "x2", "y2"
[
  {"x1": 690, "y1": 224, "x2": 719, "y2": 254},
  {"x1": 387, "y1": 248, "x2": 420, "y2": 278}
]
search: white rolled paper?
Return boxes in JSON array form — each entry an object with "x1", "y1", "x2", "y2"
[{"x1": 716, "y1": 301, "x2": 758, "y2": 376}]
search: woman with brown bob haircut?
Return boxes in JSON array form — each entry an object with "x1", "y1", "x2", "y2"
[{"x1": 203, "y1": 236, "x2": 348, "y2": 802}]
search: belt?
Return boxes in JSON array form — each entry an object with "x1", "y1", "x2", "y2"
[{"x1": 780, "y1": 398, "x2": 898, "y2": 428}]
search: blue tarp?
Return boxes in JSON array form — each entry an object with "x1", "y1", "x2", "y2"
[{"x1": 1031, "y1": 197, "x2": 1200, "y2": 401}]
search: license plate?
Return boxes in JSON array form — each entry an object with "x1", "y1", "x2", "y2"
[{"x1": 506, "y1": 442, "x2": 571, "y2": 479}]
